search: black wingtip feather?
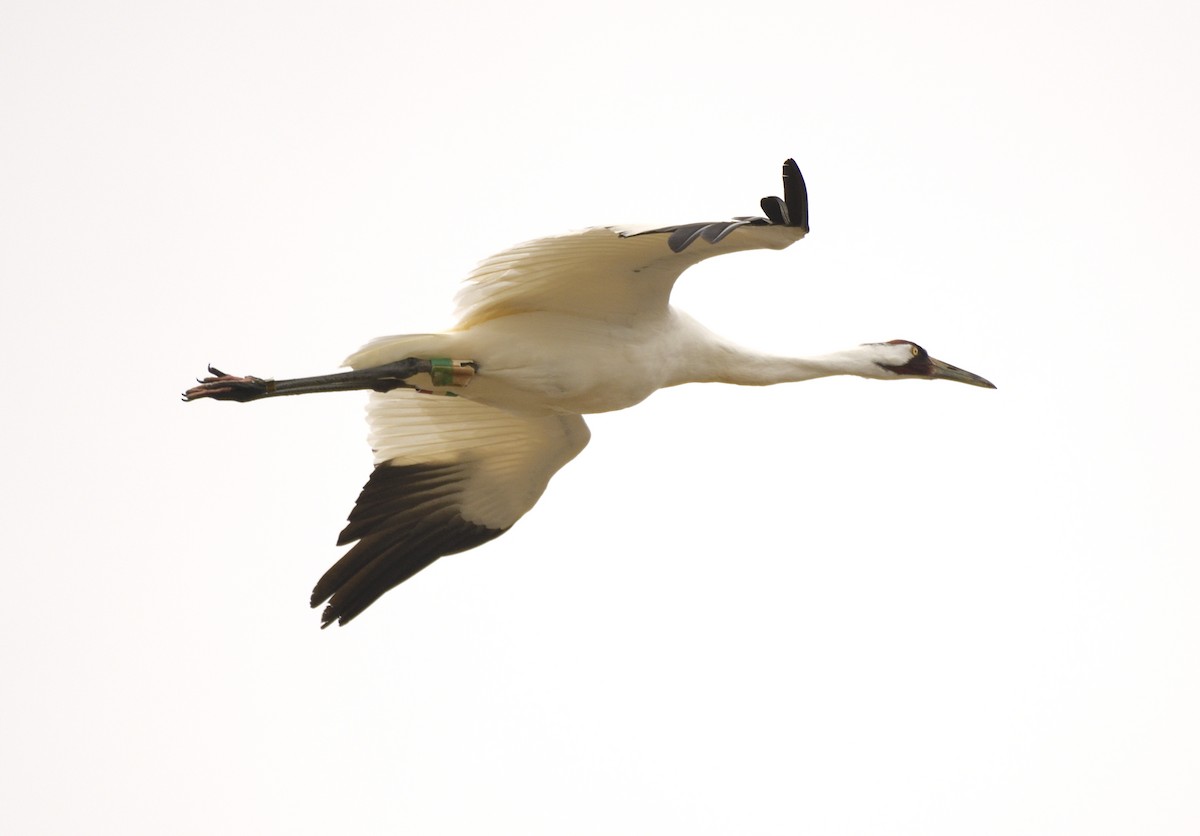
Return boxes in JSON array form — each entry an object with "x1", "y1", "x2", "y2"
[
  {"x1": 621, "y1": 157, "x2": 810, "y2": 250},
  {"x1": 760, "y1": 195, "x2": 787, "y2": 225},
  {"x1": 312, "y1": 463, "x2": 508, "y2": 627},
  {"x1": 781, "y1": 158, "x2": 809, "y2": 231}
]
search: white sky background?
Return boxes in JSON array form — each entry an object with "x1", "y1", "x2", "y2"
[{"x1": 2, "y1": 0, "x2": 1198, "y2": 833}]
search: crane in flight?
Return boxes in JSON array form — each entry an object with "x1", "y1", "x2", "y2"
[{"x1": 186, "y1": 159, "x2": 995, "y2": 627}]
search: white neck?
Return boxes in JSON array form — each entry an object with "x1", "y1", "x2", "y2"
[
  {"x1": 696, "y1": 345, "x2": 884, "y2": 386},
  {"x1": 667, "y1": 315, "x2": 892, "y2": 387}
]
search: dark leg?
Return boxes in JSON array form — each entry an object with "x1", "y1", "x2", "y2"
[{"x1": 183, "y1": 358, "x2": 455, "y2": 402}]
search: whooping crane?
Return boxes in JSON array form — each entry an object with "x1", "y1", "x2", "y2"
[{"x1": 186, "y1": 159, "x2": 995, "y2": 627}]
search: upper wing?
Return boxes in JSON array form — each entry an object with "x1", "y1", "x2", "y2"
[
  {"x1": 311, "y1": 390, "x2": 590, "y2": 627},
  {"x1": 454, "y1": 159, "x2": 810, "y2": 329}
]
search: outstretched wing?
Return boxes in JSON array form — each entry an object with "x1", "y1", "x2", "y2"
[
  {"x1": 454, "y1": 159, "x2": 809, "y2": 328},
  {"x1": 312, "y1": 390, "x2": 590, "y2": 627}
]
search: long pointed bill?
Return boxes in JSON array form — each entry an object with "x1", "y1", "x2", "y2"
[{"x1": 929, "y1": 357, "x2": 996, "y2": 389}]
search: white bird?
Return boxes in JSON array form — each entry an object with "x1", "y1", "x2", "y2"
[{"x1": 186, "y1": 159, "x2": 995, "y2": 627}]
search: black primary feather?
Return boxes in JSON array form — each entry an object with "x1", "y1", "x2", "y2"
[
  {"x1": 626, "y1": 158, "x2": 810, "y2": 252},
  {"x1": 312, "y1": 463, "x2": 506, "y2": 627}
]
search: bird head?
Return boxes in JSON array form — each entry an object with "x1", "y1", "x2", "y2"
[{"x1": 863, "y1": 339, "x2": 996, "y2": 388}]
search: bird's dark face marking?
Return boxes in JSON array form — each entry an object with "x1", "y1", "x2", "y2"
[{"x1": 876, "y1": 340, "x2": 934, "y2": 377}]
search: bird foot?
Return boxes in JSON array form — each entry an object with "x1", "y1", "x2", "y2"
[{"x1": 183, "y1": 366, "x2": 272, "y2": 402}]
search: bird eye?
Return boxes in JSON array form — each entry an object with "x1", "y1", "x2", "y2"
[{"x1": 911, "y1": 346, "x2": 919, "y2": 356}]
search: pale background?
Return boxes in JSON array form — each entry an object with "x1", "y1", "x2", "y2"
[{"x1": 2, "y1": 1, "x2": 1198, "y2": 833}]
